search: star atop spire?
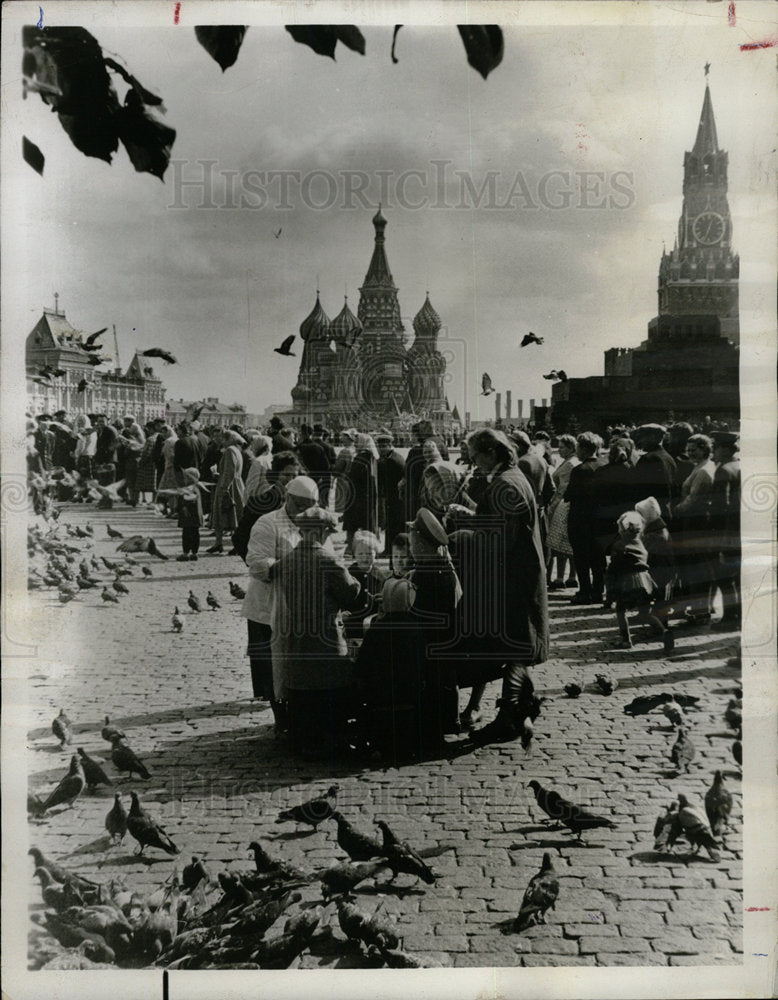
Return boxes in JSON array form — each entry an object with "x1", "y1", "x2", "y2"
[{"x1": 704, "y1": 61, "x2": 710, "y2": 77}]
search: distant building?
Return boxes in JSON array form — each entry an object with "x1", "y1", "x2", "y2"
[
  {"x1": 165, "y1": 397, "x2": 262, "y2": 430},
  {"x1": 25, "y1": 299, "x2": 166, "y2": 423},
  {"x1": 551, "y1": 77, "x2": 739, "y2": 432},
  {"x1": 276, "y1": 209, "x2": 455, "y2": 440}
]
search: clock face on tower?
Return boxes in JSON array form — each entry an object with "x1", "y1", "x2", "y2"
[{"x1": 692, "y1": 211, "x2": 725, "y2": 246}]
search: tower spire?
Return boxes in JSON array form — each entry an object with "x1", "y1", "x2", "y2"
[{"x1": 692, "y1": 78, "x2": 719, "y2": 158}]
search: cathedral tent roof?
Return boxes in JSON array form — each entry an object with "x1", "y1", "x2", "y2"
[{"x1": 299, "y1": 293, "x2": 331, "y2": 341}]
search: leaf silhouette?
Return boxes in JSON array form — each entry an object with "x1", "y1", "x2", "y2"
[
  {"x1": 117, "y1": 90, "x2": 176, "y2": 180},
  {"x1": 23, "y1": 136, "x2": 45, "y2": 175},
  {"x1": 285, "y1": 25, "x2": 365, "y2": 60},
  {"x1": 194, "y1": 26, "x2": 248, "y2": 71},
  {"x1": 458, "y1": 25, "x2": 504, "y2": 79},
  {"x1": 391, "y1": 25, "x2": 402, "y2": 64}
]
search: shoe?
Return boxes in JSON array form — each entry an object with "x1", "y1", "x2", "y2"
[
  {"x1": 189, "y1": 554, "x2": 198, "y2": 561},
  {"x1": 564, "y1": 578, "x2": 578, "y2": 588},
  {"x1": 684, "y1": 610, "x2": 711, "y2": 625},
  {"x1": 205, "y1": 544, "x2": 223, "y2": 554},
  {"x1": 570, "y1": 593, "x2": 592, "y2": 605},
  {"x1": 227, "y1": 548, "x2": 237, "y2": 556},
  {"x1": 615, "y1": 638, "x2": 633, "y2": 649},
  {"x1": 459, "y1": 709, "x2": 483, "y2": 730},
  {"x1": 662, "y1": 628, "x2": 675, "y2": 653},
  {"x1": 548, "y1": 579, "x2": 565, "y2": 591},
  {"x1": 469, "y1": 705, "x2": 521, "y2": 746},
  {"x1": 176, "y1": 554, "x2": 189, "y2": 562}
]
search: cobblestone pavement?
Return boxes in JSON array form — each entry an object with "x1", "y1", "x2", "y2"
[{"x1": 24, "y1": 503, "x2": 743, "y2": 969}]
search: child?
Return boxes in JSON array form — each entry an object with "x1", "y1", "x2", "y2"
[
  {"x1": 606, "y1": 511, "x2": 670, "y2": 652},
  {"x1": 378, "y1": 532, "x2": 415, "y2": 618},
  {"x1": 343, "y1": 529, "x2": 390, "y2": 639},
  {"x1": 635, "y1": 495, "x2": 676, "y2": 650},
  {"x1": 158, "y1": 467, "x2": 206, "y2": 561}
]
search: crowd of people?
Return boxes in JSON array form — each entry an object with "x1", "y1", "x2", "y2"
[{"x1": 26, "y1": 408, "x2": 741, "y2": 764}]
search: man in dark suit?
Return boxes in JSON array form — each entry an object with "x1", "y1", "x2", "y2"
[
  {"x1": 632, "y1": 423, "x2": 678, "y2": 521},
  {"x1": 174, "y1": 421, "x2": 204, "y2": 482},
  {"x1": 313, "y1": 424, "x2": 337, "y2": 508},
  {"x1": 402, "y1": 419, "x2": 449, "y2": 521},
  {"x1": 376, "y1": 431, "x2": 406, "y2": 558},
  {"x1": 565, "y1": 431, "x2": 605, "y2": 604}
]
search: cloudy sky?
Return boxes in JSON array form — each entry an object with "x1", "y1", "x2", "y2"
[{"x1": 3, "y1": 1, "x2": 776, "y2": 423}]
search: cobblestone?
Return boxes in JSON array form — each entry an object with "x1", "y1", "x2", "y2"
[{"x1": 22, "y1": 504, "x2": 743, "y2": 969}]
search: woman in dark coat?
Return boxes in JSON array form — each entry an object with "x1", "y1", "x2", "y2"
[
  {"x1": 447, "y1": 427, "x2": 549, "y2": 745},
  {"x1": 341, "y1": 433, "x2": 379, "y2": 553}
]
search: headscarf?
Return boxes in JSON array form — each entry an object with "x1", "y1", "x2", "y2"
[
  {"x1": 635, "y1": 496, "x2": 662, "y2": 524},
  {"x1": 355, "y1": 433, "x2": 379, "y2": 460}
]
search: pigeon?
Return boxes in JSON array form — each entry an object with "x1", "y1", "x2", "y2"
[
  {"x1": 376, "y1": 820, "x2": 436, "y2": 884},
  {"x1": 673, "y1": 794, "x2": 721, "y2": 861},
  {"x1": 77, "y1": 748, "x2": 113, "y2": 792},
  {"x1": 556, "y1": 370, "x2": 568, "y2": 382},
  {"x1": 247, "y1": 842, "x2": 309, "y2": 885},
  {"x1": 206, "y1": 591, "x2": 221, "y2": 611},
  {"x1": 41, "y1": 913, "x2": 116, "y2": 964},
  {"x1": 527, "y1": 780, "x2": 616, "y2": 840},
  {"x1": 187, "y1": 591, "x2": 202, "y2": 614},
  {"x1": 229, "y1": 581, "x2": 246, "y2": 600},
  {"x1": 101, "y1": 557, "x2": 121, "y2": 572},
  {"x1": 515, "y1": 853, "x2": 559, "y2": 932},
  {"x1": 520, "y1": 331, "x2": 544, "y2": 347},
  {"x1": 38, "y1": 755, "x2": 86, "y2": 813},
  {"x1": 218, "y1": 872, "x2": 254, "y2": 907},
  {"x1": 110, "y1": 735, "x2": 151, "y2": 780},
  {"x1": 101, "y1": 716, "x2": 125, "y2": 743},
  {"x1": 117, "y1": 536, "x2": 168, "y2": 560},
  {"x1": 27, "y1": 849, "x2": 100, "y2": 898},
  {"x1": 542, "y1": 371, "x2": 559, "y2": 381},
  {"x1": 112, "y1": 577, "x2": 130, "y2": 595},
  {"x1": 331, "y1": 811, "x2": 385, "y2": 862},
  {"x1": 623, "y1": 693, "x2": 699, "y2": 716},
  {"x1": 58, "y1": 587, "x2": 78, "y2": 603},
  {"x1": 660, "y1": 697, "x2": 686, "y2": 727},
  {"x1": 670, "y1": 726, "x2": 696, "y2": 773},
  {"x1": 724, "y1": 698, "x2": 742, "y2": 731},
  {"x1": 336, "y1": 898, "x2": 399, "y2": 951},
  {"x1": 142, "y1": 566, "x2": 153, "y2": 578},
  {"x1": 276, "y1": 785, "x2": 339, "y2": 829},
  {"x1": 172, "y1": 608, "x2": 183, "y2": 633},
  {"x1": 253, "y1": 910, "x2": 320, "y2": 969},
  {"x1": 34, "y1": 867, "x2": 81, "y2": 912},
  {"x1": 320, "y1": 860, "x2": 388, "y2": 899},
  {"x1": 652, "y1": 801, "x2": 679, "y2": 852},
  {"x1": 106, "y1": 524, "x2": 124, "y2": 539},
  {"x1": 732, "y1": 732, "x2": 742, "y2": 767},
  {"x1": 595, "y1": 673, "x2": 617, "y2": 696},
  {"x1": 182, "y1": 857, "x2": 211, "y2": 892},
  {"x1": 274, "y1": 227, "x2": 283, "y2": 239},
  {"x1": 127, "y1": 792, "x2": 179, "y2": 855},
  {"x1": 564, "y1": 682, "x2": 582, "y2": 699},
  {"x1": 140, "y1": 348, "x2": 177, "y2": 364},
  {"x1": 480, "y1": 372, "x2": 494, "y2": 396},
  {"x1": 274, "y1": 335, "x2": 296, "y2": 357},
  {"x1": 105, "y1": 793, "x2": 128, "y2": 843},
  {"x1": 52, "y1": 708, "x2": 73, "y2": 747},
  {"x1": 83, "y1": 327, "x2": 107, "y2": 347},
  {"x1": 77, "y1": 576, "x2": 98, "y2": 590},
  {"x1": 704, "y1": 770, "x2": 733, "y2": 837}
]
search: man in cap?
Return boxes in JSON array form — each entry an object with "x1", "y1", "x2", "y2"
[
  {"x1": 376, "y1": 430, "x2": 406, "y2": 558},
  {"x1": 632, "y1": 423, "x2": 677, "y2": 522},
  {"x1": 274, "y1": 506, "x2": 362, "y2": 758},
  {"x1": 710, "y1": 431, "x2": 741, "y2": 629},
  {"x1": 241, "y1": 475, "x2": 319, "y2": 732}
]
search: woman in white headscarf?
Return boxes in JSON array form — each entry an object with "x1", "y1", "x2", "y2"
[{"x1": 341, "y1": 432, "x2": 379, "y2": 553}]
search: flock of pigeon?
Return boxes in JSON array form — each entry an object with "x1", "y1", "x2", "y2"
[{"x1": 481, "y1": 330, "x2": 569, "y2": 397}]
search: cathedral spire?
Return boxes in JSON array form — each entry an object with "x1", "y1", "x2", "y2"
[
  {"x1": 692, "y1": 81, "x2": 719, "y2": 158},
  {"x1": 361, "y1": 204, "x2": 396, "y2": 290}
]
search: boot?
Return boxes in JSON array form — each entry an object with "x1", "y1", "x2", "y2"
[{"x1": 469, "y1": 698, "x2": 523, "y2": 746}]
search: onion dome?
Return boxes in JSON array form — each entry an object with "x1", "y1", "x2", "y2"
[
  {"x1": 330, "y1": 296, "x2": 363, "y2": 347},
  {"x1": 412, "y1": 293, "x2": 441, "y2": 336},
  {"x1": 299, "y1": 293, "x2": 331, "y2": 342}
]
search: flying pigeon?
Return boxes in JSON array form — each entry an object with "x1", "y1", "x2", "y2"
[
  {"x1": 127, "y1": 791, "x2": 179, "y2": 855},
  {"x1": 542, "y1": 371, "x2": 559, "y2": 381},
  {"x1": 480, "y1": 372, "x2": 494, "y2": 396},
  {"x1": 83, "y1": 328, "x2": 107, "y2": 347},
  {"x1": 140, "y1": 348, "x2": 177, "y2": 364},
  {"x1": 274, "y1": 335, "x2": 296, "y2": 357},
  {"x1": 527, "y1": 780, "x2": 616, "y2": 840},
  {"x1": 274, "y1": 227, "x2": 283, "y2": 238},
  {"x1": 515, "y1": 853, "x2": 559, "y2": 932},
  {"x1": 556, "y1": 370, "x2": 568, "y2": 382},
  {"x1": 520, "y1": 332, "x2": 544, "y2": 347}
]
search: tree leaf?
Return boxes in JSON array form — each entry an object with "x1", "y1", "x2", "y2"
[
  {"x1": 334, "y1": 26, "x2": 366, "y2": 55},
  {"x1": 23, "y1": 136, "x2": 45, "y2": 175},
  {"x1": 391, "y1": 25, "x2": 402, "y2": 64},
  {"x1": 104, "y1": 57, "x2": 163, "y2": 106},
  {"x1": 194, "y1": 26, "x2": 248, "y2": 71},
  {"x1": 117, "y1": 90, "x2": 176, "y2": 180},
  {"x1": 286, "y1": 26, "x2": 338, "y2": 59},
  {"x1": 457, "y1": 25, "x2": 504, "y2": 79}
]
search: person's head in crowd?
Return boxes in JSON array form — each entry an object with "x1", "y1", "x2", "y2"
[
  {"x1": 467, "y1": 427, "x2": 517, "y2": 472},
  {"x1": 391, "y1": 532, "x2": 413, "y2": 577},
  {"x1": 408, "y1": 507, "x2": 449, "y2": 561},
  {"x1": 355, "y1": 433, "x2": 379, "y2": 459},
  {"x1": 182, "y1": 467, "x2": 201, "y2": 486},
  {"x1": 54, "y1": 409, "x2": 67, "y2": 423},
  {"x1": 268, "y1": 450, "x2": 302, "y2": 490},
  {"x1": 295, "y1": 505, "x2": 338, "y2": 543},
  {"x1": 511, "y1": 430, "x2": 532, "y2": 457},
  {"x1": 685, "y1": 433, "x2": 713, "y2": 463},
  {"x1": 422, "y1": 439, "x2": 442, "y2": 465},
  {"x1": 35, "y1": 414, "x2": 51, "y2": 425},
  {"x1": 635, "y1": 495, "x2": 662, "y2": 526},
  {"x1": 632, "y1": 423, "x2": 666, "y2": 452},
  {"x1": 222, "y1": 429, "x2": 246, "y2": 448},
  {"x1": 667, "y1": 422, "x2": 694, "y2": 458},
  {"x1": 458, "y1": 439, "x2": 470, "y2": 463},
  {"x1": 284, "y1": 475, "x2": 319, "y2": 518},
  {"x1": 251, "y1": 434, "x2": 272, "y2": 458},
  {"x1": 269, "y1": 415, "x2": 284, "y2": 432},
  {"x1": 375, "y1": 431, "x2": 394, "y2": 458},
  {"x1": 299, "y1": 423, "x2": 313, "y2": 440},
  {"x1": 312, "y1": 424, "x2": 326, "y2": 439},
  {"x1": 352, "y1": 530, "x2": 382, "y2": 572},
  {"x1": 608, "y1": 438, "x2": 633, "y2": 466},
  {"x1": 158, "y1": 424, "x2": 173, "y2": 441},
  {"x1": 556, "y1": 433, "x2": 577, "y2": 460},
  {"x1": 177, "y1": 420, "x2": 191, "y2": 437},
  {"x1": 711, "y1": 431, "x2": 739, "y2": 464},
  {"x1": 575, "y1": 431, "x2": 602, "y2": 462},
  {"x1": 617, "y1": 510, "x2": 645, "y2": 540}
]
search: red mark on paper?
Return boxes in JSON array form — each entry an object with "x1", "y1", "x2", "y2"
[
  {"x1": 746, "y1": 906, "x2": 770, "y2": 911},
  {"x1": 740, "y1": 39, "x2": 777, "y2": 51},
  {"x1": 728, "y1": 2, "x2": 736, "y2": 27},
  {"x1": 174, "y1": 2, "x2": 181, "y2": 24},
  {"x1": 576, "y1": 122, "x2": 588, "y2": 155}
]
